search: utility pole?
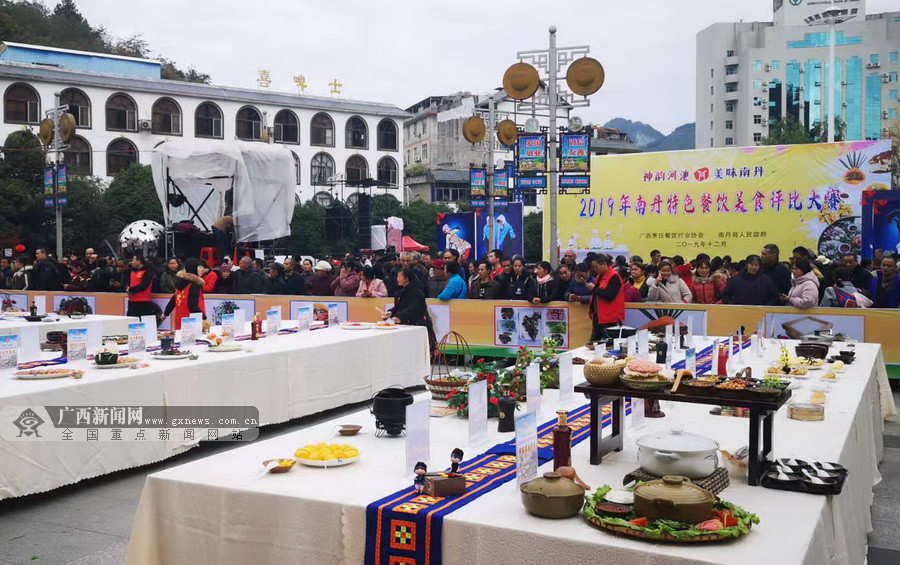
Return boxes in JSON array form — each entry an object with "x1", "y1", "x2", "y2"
[
  {"x1": 487, "y1": 93, "x2": 497, "y2": 250},
  {"x1": 53, "y1": 92, "x2": 63, "y2": 259},
  {"x1": 547, "y1": 26, "x2": 559, "y2": 269}
]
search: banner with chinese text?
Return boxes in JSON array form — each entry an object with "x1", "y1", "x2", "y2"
[
  {"x1": 560, "y1": 133, "x2": 590, "y2": 173},
  {"x1": 544, "y1": 140, "x2": 892, "y2": 261},
  {"x1": 516, "y1": 134, "x2": 547, "y2": 175},
  {"x1": 470, "y1": 168, "x2": 487, "y2": 208}
]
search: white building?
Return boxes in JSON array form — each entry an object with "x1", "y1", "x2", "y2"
[
  {"x1": 0, "y1": 42, "x2": 409, "y2": 205},
  {"x1": 696, "y1": 0, "x2": 899, "y2": 148}
]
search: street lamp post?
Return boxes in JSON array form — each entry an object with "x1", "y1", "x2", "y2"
[{"x1": 812, "y1": 3, "x2": 857, "y2": 143}]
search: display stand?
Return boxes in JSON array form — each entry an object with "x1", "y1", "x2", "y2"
[{"x1": 574, "y1": 381, "x2": 792, "y2": 486}]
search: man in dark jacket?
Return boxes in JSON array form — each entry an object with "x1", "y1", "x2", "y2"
[
  {"x1": 0, "y1": 257, "x2": 13, "y2": 289},
  {"x1": 468, "y1": 262, "x2": 502, "y2": 299},
  {"x1": 722, "y1": 255, "x2": 779, "y2": 305},
  {"x1": 85, "y1": 258, "x2": 113, "y2": 292},
  {"x1": 386, "y1": 267, "x2": 435, "y2": 351},
  {"x1": 842, "y1": 253, "x2": 873, "y2": 296},
  {"x1": 760, "y1": 244, "x2": 791, "y2": 296},
  {"x1": 32, "y1": 248, "x2": 62, "y2": 291},
  {"x1": 870, "y1": 256, "x2": 900, "y2": 308},
  {"x1": 264, "y1": 263, "x2": 287, "y2": 295},
  {"x1": 282, "y1": 257, "x2": 306, "y2": 295},
  {"x1": 232, "y1": 256, "x2": 263, "y2": 294},
  {"x1": 109, "y1": 259, "x2": 130, "y2": 292}
]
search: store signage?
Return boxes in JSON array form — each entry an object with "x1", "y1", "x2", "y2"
[{"x1": 559, "y1": 175, "x2": 591, "y2": 189}]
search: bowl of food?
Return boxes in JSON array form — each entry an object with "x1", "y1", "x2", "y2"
[
  {"x1": 263, "y1": 459, "x2": 297, "y2": 473},
  {"x1": 679, "y1": 380, "x2": 717, "y2": 396},
  {"x1": 714, "y1": 379, "x2": 751, "y2": 399}
]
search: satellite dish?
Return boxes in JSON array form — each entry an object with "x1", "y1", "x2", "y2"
[
  {"x1": 524, "y1": 118, "x2": 541, "y2": 133},
  {"x1": 462, "y1": 116, "x2": 486, "y2": 144},
  {"x1": 496, "y1": 119, "x2": 518, "y2": 146},
  {"x1": 38, "y1": 119, "x2": 54, "y2": 146},
  {"x1": 566, "y1": 57, "x2": 605, "y2": 96},
  {"x1": 502, "y1": 62, "x2": 540, "y2": 100},
  {"x1": 568, "y1": 116, "x2": 584, "y2": 132}
]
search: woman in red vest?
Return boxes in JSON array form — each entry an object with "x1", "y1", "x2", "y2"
[
  {"x1": 161, "y1": 258, "x2": 206, "y2": 330},
  {"x1": 126, "y1": 254, "x2": 156, "y2": 318},
  {"x1": 576, "y1": 254, "x2": 625, "y2": 343}
]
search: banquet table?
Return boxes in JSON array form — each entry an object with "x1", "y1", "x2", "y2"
[
  {"x1": 0, "y1": 323, "x2": 429, "y2": 499},
  {"x1": 0, "y1": 314, "x2": 137, "y2": 341},
  {"x1": 126, "y1": 338, "x2": 891, "y2": 565}
]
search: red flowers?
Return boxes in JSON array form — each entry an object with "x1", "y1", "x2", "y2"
[
  {"x1": 476, "y1": 358, "x2": 485, "y2": 364},
  {"x1": 489, "y1": 397, "x2": 499, "y2": 405},
  {"x1": 446, "y1": 388, "x2": 460, "y2": 400},
  {"x1": 509, "y1": 392, "x2": 517, "y2": 398},
  {"x1": 486, "y1": 374, "x2": 496, "y2": 384},
  {"x1": 459, "y1": 403, "x2": 466, "y2": 412}
]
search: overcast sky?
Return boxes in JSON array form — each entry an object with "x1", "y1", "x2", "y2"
[{"x1": 53, "y1": 0, "x2": 900, "y2": 134}]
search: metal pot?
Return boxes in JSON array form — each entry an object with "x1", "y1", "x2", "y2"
[
  {"x1": 633, "y1": 475, "x2": 714, "y2": 524},
  {"x1": 636, "y1": 429, "x2": 719, "y2": 479},
  {"x1": 519, "y1": 471, "x2": 586, "y2": 519}
]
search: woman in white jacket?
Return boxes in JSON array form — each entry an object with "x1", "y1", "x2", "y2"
[
  {"x1": 648, "y1": 261, "x2": 693, "y2": 303},
  {"x1": 783, "y1": 258, "x2": 820, "y2": 309}
]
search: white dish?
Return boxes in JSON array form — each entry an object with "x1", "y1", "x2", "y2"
[
  {"x1": 339, "y1": 322, "x2": 374, "y2": 330},
  {"x1": 208, "y1": 343, "x2": 242, "y2": 352},
  {"x1": 95, "y1": 359, "x2": 141, "y2": 370},
  {"x1": 15, "y1": 369, "x2": 81, "y2": 380},
  {"x1": 150, "y1": 352, "x2": 192, "y2": 360},
  {"x1": 374, "y1": 324, "x2": 399, "y2": 330},
  {"x1": 296, "y1": 455, "x2": 359, "y2": 467}
]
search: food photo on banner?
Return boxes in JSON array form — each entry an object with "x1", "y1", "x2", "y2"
[
  {"x1": 861, "y1": 190, "x2": 900, "y2": 258},
  {"x1": 763, "y1": 313, "x2": 865, "y2": 342},
  {"x1": 1, "y1": 293, "x2": 29, "y2": 313},
  {"x1": 469, "y1": 168, "x2": 487, "y2": 208},
  {"x1": 476, "y1": 202, "x2": 524, "y2": 259},
  {"x1": 516, "y1": 134, "x2": 547, "y2": 175},
  {"x1": 623, "y1": 307, "x2": 708, "y2": 337},
  {"x1": 546, "y1": 140, "x2": 892, "y2": 262},
  {"x1": 435, "y1": 213, "x2": 476, "y2": 261}
]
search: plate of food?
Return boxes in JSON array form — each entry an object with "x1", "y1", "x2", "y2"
[
  {"x1": 103, "y1": 335, "x2": 129, "y2": 345},
  {"x1": 207, "y1": 343, "x2": 242, "y2": 352},
  {"x1": 339, "y1": 321, "x2": 374, "y2": 330},
  {"x1": 15, "y1": 368, "x2": 83, "y2": 380},
  {"x1": 95, "y1": 356, "x2": 141, "y2": 369},
  {"x1": 374, "y1": 321, "x2": 399, "y2": 330},
  {"x1": 294, "y1": 443, "x2": 360, "y2": 467},
  {"x1": 150, "y1": 349, "x2": 193, "y2": 360},
  {"x1": 620, "y1": 359, "x2": 671, "y2": 390}
]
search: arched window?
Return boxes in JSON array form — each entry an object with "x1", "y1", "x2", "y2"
[
  {"x1": 151, "y1": 97, "x2": 182, "y2": 135},
  {"x1": 291, "y1": 151, "x2": 301, "y2": 185},
  {"x1": 311, "y1": 152, "x2": 335, "y2": 185},
  {"x1": 105, "y1": 93, "x2": 137, "y2": 131},
  {"x1": 65, "y1": 135, "x2": 92, "y2": 176},
  {"x1": 377, "y1": 156, "x2": 398, "y2": 185},
  {"x1": 4, "y1": 83, "x2": 40, "y2": 124},
  {"x1": 310, "y1": 112, "x2": 334, "y2": 146},
  {"x1": 195, "y1": 102, "x2": 223, "y2": 138},
  {"x1": 274, "y1": 110, "x2": 300, "y2": 144},
  {"x1": 313, "y1": 191, "x2": 334, "y2": 207},
  {"x1": 236, "y1": 106, "x2": 262, "y2": 140},
  {"x1": 106, "y1": 138, "x2": 138, "y2": 176},
  {"x1": 345, "y1": 116, "x2": 368, "y2": 149},
  {"x1": 377, "y1": 119, "x2": 398, "y2": 151},
  {"x1": 60, "y1": 88, "x2": 90, "y2": 128},
  {"x1": 346, "y1": 155, "x2": 368, "y2": 182}
]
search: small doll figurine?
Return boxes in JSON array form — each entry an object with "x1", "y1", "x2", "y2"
[
  {"x1": 413, "y1": 462, "x2": 427, "y2": 492},
  {"x1": 450, "y1": 448, "x2": 464, "y2": 474}
]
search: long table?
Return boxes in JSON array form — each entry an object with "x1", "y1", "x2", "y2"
[
  {"x1": 0, "y1": 324, "x2": 429, "y2": 499},
  {"x1": 125, "y1": 339, "x2": 890, "y2": 565},
  {"x1": 0, "y1": 314, "x2": 137, "y2": 342}
]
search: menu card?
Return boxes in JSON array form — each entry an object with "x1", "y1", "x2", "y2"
[
  {"x1": 664, "y1": 324, "x2": 673, "y2": 348},
  {"x1": 33, "y1": 295, "x2": 47, "y2": 315},
  {"x1": 221, "y1": 314, "x2": 235, "y2": 341},
  {"x1": 686, "y1": 347, "x2": 697, "y2": 376},
  {"x1": 139, "y1": 315, "x2": 158, "y2": 346},
  {"x1": 515, "y1": 411, "x2": 538, "y2": 487},
  {"x1": 0, "y1": 335, "x2": 19, "y2": 370},
  {"x1": 86, "y1": 320, "x2": 102, "y2": 353},
  {"x1": 637, "y1": 330, "x2": 649, "y2": 361},
  {"x1": 266, "y1": 307, "x2": 281, "y2": 337},
  {"x1": 327, "y1": 303, "x2": 340, "y2": 326},
  {"x1": 526, "y1": 361, "x2": 541, "y2": 415},
  {"x1": 467, "y1": 379, "x2": 488, "y2": 446},
  {"x1": 404, "y1": 399, "x2": 430, "y2": 472},
  {"x1": 128, "y1": 323, "x2": 146, "y2": 353},
  {"x1": 626, "y1": 335, "x2": 638, "y2": 358},
  {"x1": 67, "y1": 328, "x2": 87, "y2": 361},
  {"x1": 181, "y1": 316, "x2": 200, "y2": 345},
  {"x1": 231, "y1": 309, "x2": 245, "y2": 337},
  {"x1": 297, "y1": 306, "x2": 312, "y2": 332},
  {"x1": 557, "y1": 351, "x2": 574, "y2": 405}
]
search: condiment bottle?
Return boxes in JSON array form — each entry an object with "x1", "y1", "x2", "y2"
[
  {"x1": 250, "y1": 313, "x2": 259, "y2": 340},
  {"x1": 497, "y1": 384, "x2": 515, "y2": 433},
  {"x1": 552, "y1": 410, "x2": 572, "y2": 470}
]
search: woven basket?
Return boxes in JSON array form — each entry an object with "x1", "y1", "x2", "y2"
[
  {"x1": 585, "y1": 515, "x2": 748, "y2": 543},
  {"x1": 583, "y1": 362, "x2": 623, "y2": 386},
  {"x1": 427, "y1": 331, "x2": 473, "y2": 400},
  {"x1": 424, "y1": 376, "x2": 468, "y2": 401}
]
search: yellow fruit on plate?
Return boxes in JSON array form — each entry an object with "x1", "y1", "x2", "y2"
[{"x1": 295, "y1": 443, "x2": 360, "y2": 461}]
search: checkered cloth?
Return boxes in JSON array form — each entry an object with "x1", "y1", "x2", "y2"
[{"x1": 623, "y1": 466, "x2": 731, "y2": 496}]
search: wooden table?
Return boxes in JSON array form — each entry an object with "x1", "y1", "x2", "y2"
[{"x1": 573, "y1": 381, "x2": 792, "y2": 485}]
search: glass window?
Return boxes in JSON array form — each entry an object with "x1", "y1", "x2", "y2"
[
  {"x1": 891, "y1": 52, "x2": 899, "y2": 63},
  {"x1": 787, "y1": 32, "x2": 861, "y2": 48},
  {"x1": 235, "y1": 106, "x2": 262, "y2": 140},
  {"x1": 771, "y1": 60, "x2": 780, "y2": 71},
  {"x1": 3, "y1": 83, "x2": 40, "y2": 124},
  {"x1": 725, "y1": 120, "x2": 733, "y2": 130},
  {"x1": 421, "y1": 121, "x2": 426, "y2": 134},
  {"x1": 346, "y1": 155, "x2": 368, "y2": 182},
  {"x1": 195, "y1": 102, "x2": 223, "y2": 138},
  {"x1": 725, "y1": 103, "x2": 734, "y2": 112},
  {"x1": 274, "y1": 110, "x2": 300, "y2": 144},
  {"x1": 891, "y1": 72, "x2": 898, "y2": 82},
  {"x1": 151, "y1": 98, "x2": 181, "y2": 135},
  {"x1": 725, "y1": 83, "x2": 737, "y2": 92},
  {"x1": 710, "y1": 68, "x2": 714, "y2": 78},
  {"x1": 846, "y1": 56, "x2": 862, "y2": 140},
  {"x1": 726, "y1": 50, "x2": 735, "y2": 57},
  {"x1": 891, "y1": 108, "x2": 899, "y2": 119},
  {"x1": 310, "y1": 113, "x2": 334, "y2": 146},
  {"x1": 890, "y1": 90, "x2": 898, "y2": 100},
  {"x1": 105, "y1": 93, "x2": 137, "y2": 131},
  {"x1": 311, "y1": 152, "x2": 334, "y2": 185},
  {"x1": 870, "y1": 54, "x2": 880, "y2": 65},
  {"x1": 106, "y1": 138, "x2": 137, "y2": 176},
  {"x1": 753, "y1": 60, "x2": 763, "y2": 71},
  {"x1": 60, "y1": 88, "x2": 90, "y2": 128},
  {"x1": 754, "y1": 115, "x2": 762, "y2": 124},
  {"x1": 291, "y1": 151, "x2": 301, "y2": 185},
  {"x1": 753, "y1": 79, "x2": 763, "y2": 89},
  {"x1": 65, "y1": 135, "x2": 91, "y2": 176},
  {"x1": 725, "y1": 137, "x2": 734, "y2": 146},
  {"x1": 377, "y1": 119, "x2": 398, "y2": 151},
  {"x1": 377, "y1": 156, "x2": 398, "y2": 185},
  {"x1": 345, "y1": 116, "x2": 368, "y2": 149},
  {"x1": 753, "y1": 132, "x2": 762, "y2": 143},
  {"x1": 865, "y1": 73, "x2": 882, "y2": 140},
  {"x1": 421, "y1": 143, "x2": 428, "y2": 160}
]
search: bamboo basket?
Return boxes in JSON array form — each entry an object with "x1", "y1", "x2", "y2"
[{"x1": 426, "y1": 331, "x2": 472, "y2": 401}]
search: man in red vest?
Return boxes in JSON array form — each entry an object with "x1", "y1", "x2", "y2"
[
  {"x1": 577, "y1": 254, "x2": 624, "y2": 342},
  {"x1": 126, "y1": 254, "x2": 156, "y2": 318}
]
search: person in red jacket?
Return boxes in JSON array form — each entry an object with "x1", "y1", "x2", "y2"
[
  {"x1": 577, "y1": 255, "x2": 624, "y2": 342},
  {"x1": 161, "y1": 258, "x2": 206, "y2": 330},
  {"x1": 672, "y1": 255, "x2": 693, "y2": 288},
  {"x1": 690, "y1": 259, "x2": 726, "y2": 304},
  {"x1": 126, "y1": 254, "x2": 156, "y2": 318}
]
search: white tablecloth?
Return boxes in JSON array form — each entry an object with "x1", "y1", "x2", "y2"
[
  {"x1": 0, "y1": 314, "x2": 137, "y2": 341},
  {"x1": 0, "y1": 324, "x2": 429, "y2": 499},
  {"x1": 126, "y1": 339, "x2": 887, "y2": 565}
]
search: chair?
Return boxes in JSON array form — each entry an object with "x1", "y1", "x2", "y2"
[{"x1": 199, "y1": 247, "x2": 219, "y2": 269}]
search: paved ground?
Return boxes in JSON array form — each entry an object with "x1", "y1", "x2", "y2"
[{"x1": 1, "y1": 393, "x2": 899, "y2": 565}]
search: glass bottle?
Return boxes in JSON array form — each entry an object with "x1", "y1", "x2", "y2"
[
  {"x1": 250, "y1": 313, "x2": 259, "y2": 340},
  {"x1": 553, "y1": 410, "x2": 572, "y2": 470},
  {"x1": 497, "y1": 384, "x2": 516, "y2": 433}
]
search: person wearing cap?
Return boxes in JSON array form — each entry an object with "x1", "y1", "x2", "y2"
[
  {"x1": 426, "y1": 258, "x2": 448, "y2": 298},
  {"x1": 307, "y1": 260, "x2": 335, "y2": 296}
]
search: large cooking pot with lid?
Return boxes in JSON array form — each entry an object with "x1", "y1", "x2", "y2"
[
  {"x1": 636, "y1": 429, "x2": 719, "y2": 479},
  {"x1": 633, "y1": 475, "x2": 715, "y2": 524}
]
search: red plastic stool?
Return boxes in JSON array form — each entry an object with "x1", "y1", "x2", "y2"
[{"x1": 199, "y1": 247, "x2": 219, "y2": 269}]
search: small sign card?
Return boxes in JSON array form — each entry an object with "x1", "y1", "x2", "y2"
[
  {"x1": 139, "y1": 315, "x2": 158, "y2": 346},
  {"x1": 626, "y1": 335, "x2": 638, "y2": 358},
  {"x1": 18, "y1": 326, "x2": 39, "y2": 362},
  {"x1": 757, "y1": 320, "x2": 766, "y2": 351},
  {"x1": 181, "y1": 316, "x2": 200, "y2": 345},
  {"x1": 686, "y1": 318, "x2": 694, "y2": 349},
  {"x1": 630, "y1": 398, "x2": 647, "y2": 430},
  {"x1": 297, "y1": 306, "x2": 312, "y2": 332},
  {"x1": 686, "y1": 347, "x2": 697, "y2": 376},
  {"x1": 637, "y1": 330, "x2": 649, "y2": 361},
  {"x1": 86, "y1": 320, "x2": 102, "y2": 354},
  {"x1": 467, "y1": 379, "x2": 488, "y2": 446},
  {"x1": 221, "y1": 314, "x2": 235, "y2": 341},
  {"x1": 664, "y1": 323, "x2": 673, "y2": 347},
  {"x1": 515, "y1": 411, "x2": 538, "y2": 487},
  {"x1": 404, "y1": 399, "x2": 430, "y2": 472},
  {"x1": 558, "y1": 351, "x2": 574, "y2": 405},
  {"x1": 327, "y1": 303, "x2": 340, "y2": 326},
  {"x1": 0, "y1": 334, "x2": 19, "y2": 370},
  {"x1": 33, "y1": 295, "x2": 47, "y2": 315},
  {"x1": 67, "y1": 328, "x2": 87, "y2": 361},
  {"x1": 526, "y1": 361, "x2": 541, "y2": 415},
  {"x1": 266, "y1": 307, "x2": 281, "y2": 337},
  {"x1": 128, "y1": 323, "x2": 146, "y2": 353},
  {"x1": 231, "y1": 309, "x2": 245, "y2": 337}
]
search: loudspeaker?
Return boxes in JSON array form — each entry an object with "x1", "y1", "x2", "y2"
[
  {"x1": 325, "y1": 203, "x2": 351, "y2": 241},
  {"x1": 357, "y1": 193, "x2": 372, "y2": 250}
]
